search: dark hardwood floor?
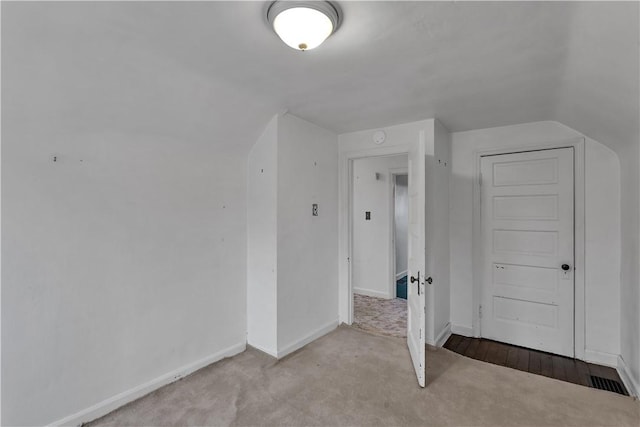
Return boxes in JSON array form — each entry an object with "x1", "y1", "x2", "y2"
[{"x1": 444, "y1": 334, "x2": 628, "y2": 395}]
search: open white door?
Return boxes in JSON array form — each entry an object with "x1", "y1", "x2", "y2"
[{"x1": 407, "y1": 131, "x2": 427, "y2": 387}]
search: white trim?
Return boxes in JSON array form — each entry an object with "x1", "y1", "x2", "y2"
[
  {"x1": 471, "y1": 137, "x2": 586, "y2": 359},
  {"x1": 339, "y1": 146, "x2": 411, "y2": 325},
  {"x1": 0, "y1": 3, "x2": 3, "y2": 422},
  {"x1": 395, "y1": 270, "x2": 408, "y2": 280},
  {"x1": 451, "y1": 324, "x2": 475, "y2": 337},
  {"x1": 583, "y1": 349, "x2": 619, "y2": 368},
  {"x1": 277, "y1": 320, "x2": 338, "y2": 358},
  {"x1": 48, "y1": 342, "x2": 246, "y2": 427},
  {"x1": 353, "y1": 287, "x2": 391, "y2": 299},
  {"x1": 617, "y1": 355, "x2": 639, "y2": 397},
  {"x1": 432, "y1": 322, "x2": 452, "y2": 347}
]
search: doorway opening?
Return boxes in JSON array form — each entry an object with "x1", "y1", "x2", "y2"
[
  {"x1": 350, "y1": 154, "x2": 409, "y2": 338},
  {"x1": 393, "y1": 173, "x2": 409, "y2": 300}
]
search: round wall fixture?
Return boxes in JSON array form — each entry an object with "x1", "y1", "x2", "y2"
[
  {"x1": 373, "y1": 130, "x2": 386, "y2": 145},
  {"x1": 267, "y1": 1, "x2": 341, "y2": 51}
]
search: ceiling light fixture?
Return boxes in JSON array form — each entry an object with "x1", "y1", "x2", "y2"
[{"x1": 267, "y1": 1, "x2": 341, "y2": 51}]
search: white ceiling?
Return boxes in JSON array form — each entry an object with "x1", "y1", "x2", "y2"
[{"x1": 2, "y1": 1, "x2": 638, "y2": 154}]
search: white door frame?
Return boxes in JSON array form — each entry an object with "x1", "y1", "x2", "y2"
[
  {"x1": 471, "y1": 137, "x2": 586, "y2": 360},
  {"x1": 339, "y1": 146, "x2": 409, "y2": 325},
  {"x1": 389, "y1": 168, "x2": 409, "y2": 299}
]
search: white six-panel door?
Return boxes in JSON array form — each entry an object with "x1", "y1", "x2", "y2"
[{"x1": 480, "y1": 148, "x2": 574, "y2": 357}]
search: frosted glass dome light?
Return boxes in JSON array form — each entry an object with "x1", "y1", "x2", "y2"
[{"x1": 267, "y1": 1, "x2": 341, "y2": 51}]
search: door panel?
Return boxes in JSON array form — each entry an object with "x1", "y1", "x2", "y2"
[
  {"x1": 492, "y1": 157, "x2": 558, "y2": 186},
  {"x1": 407, "y1": 131, "x2": 427, "y2": 387},
  {"x1": 480, "y1": 148, "x2": 574, "y2": 357},
  {"x1": 493, "y1": 195, "x2": 559, "y2": 221},
  {"x1": 493, "y1": 229, "x2": 558, "y2": 256}
]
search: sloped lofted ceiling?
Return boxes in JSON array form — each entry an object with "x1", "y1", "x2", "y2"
[{"x1": 2, "y1": 1, "x2": 638, "y2": 154}]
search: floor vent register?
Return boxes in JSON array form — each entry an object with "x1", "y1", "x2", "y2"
[{"x1": 589, "y1": 375, "x2": 628, "y2": 396}]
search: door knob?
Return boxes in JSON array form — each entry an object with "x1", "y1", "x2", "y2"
[
  {"x1": 561, "y1": 264, "x2": 571, "y2": 271},
  {"x1": 410, "y1": 272, "x2": 420, "y2": 295},
  {"x1": 426, "y1": 277, "x2": 433, "y2": 284}
]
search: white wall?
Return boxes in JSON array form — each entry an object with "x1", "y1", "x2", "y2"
[
  {"x1": 276, "y1": 114, "x2": 339, "y2": 354},
  {"x1": 584, "y1": 142, "x2": 623, "y2": 360},
  {"x1": 2, "y1": 4, "x2": 250, "y2": 425},
  {"x1": 247, "y1": 116, "x2": 278, "y2": 355},
  {"x1": 431, "y1": 120, "x2": 451, "y2": 344},
  {"x1": 449, "y1": 121, "x2": 621, "y2": 364},
  {"x1": 352, "y1": 155, "x2": 407, "y2": 299},
  {"x1": 617, "y1": 140, "x2": 640, "y2": 393},
  {"x1": 2, "y1": 116, "x2": 249, "y2": 427},
  {"x1": 246, "y1": 114, "x2": 339, "y2": 358},
  {"x1": 551, "y1": 1, "x2": 639, "y2": 391},
  {"x1": 394, "y1": 175, "x2": 409, "y2": 278}
]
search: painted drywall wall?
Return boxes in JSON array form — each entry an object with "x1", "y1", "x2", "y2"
[
  {"x1": 276, "y1": 114, "x2": 339, "y2": 354},
  {"x1": 2, "y1": 4, "x2": 249, "y2": 425},
  {"x1": 422, "y1": 119, "x2": 452, "y2": 345},
  {"x1": 432, "y1": 120, "x2": 451, "y2": 343},
  {"x1": 246, "y1": 114, "x2": 339, "y2": 357},
  {"x1": 449, "y1": 121, "x2": 621, "y2": 363},
  {"x1": 551, "y1": 1, "x2": 639, "y2": 390},
  {"x1": 247, "y1": 116, "x2": 278, "y2": 356},
  {"x1": 618, "y1": 140, "x2": 640, "y2": 392},
  {"x1": 352, "y1": 155, "x2": 408, "y2": 298},
  {"x1": 395, "y1": 175, "x2": 409, "y2": 278},
  {"x1": 2, "y1": 119, "x2": 249, "y2": 427},
  {"x1": 584, "y1": 142, "x2": 624, "y2": 361}
]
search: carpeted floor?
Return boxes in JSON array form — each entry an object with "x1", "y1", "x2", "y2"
[
  {"x1": 352, "y1": 293, "x2": 407, "y2": 337},
  {"x1": 89, "y1": 326, "x2": 640, "y2": 427}
]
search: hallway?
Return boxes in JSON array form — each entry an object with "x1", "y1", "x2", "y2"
[{"x1": 352, "y1": 294, "x2": 407, "y2": 337}]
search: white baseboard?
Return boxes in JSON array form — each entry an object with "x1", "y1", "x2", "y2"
[
  {"x1": 583, "y1": 349, "x2": 618, "y2": 368},
  {"x1": 277, "y1": 320, "x2": 338, "y2": 358},
  {"x1": 395, "y1": 270, "x2": 408, "y2": 280},
  {"x1": 49, "y1": 342, "x2": 246, "y2": 427},
  {"x1": 353, "y1": 287, "x2": 391, "y2": 299},
  {"x1": 451, "y1": 324, "x2": 474, "y2": 337},
  {"x1": 434, "y1": 322, "x2": 451, "y2": 348},
  {"x1": 617, "y1": 355, "x2": 639, "y2": 397}
]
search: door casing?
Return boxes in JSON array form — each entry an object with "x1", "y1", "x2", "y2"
[{"x1": 471, "y1": 137, "x2": 586, "y2": 360}]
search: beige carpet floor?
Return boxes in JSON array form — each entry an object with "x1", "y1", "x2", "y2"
[
  {"x1": 352, "y1": 293, "x2": 407, "y2": 337},
  {"x1": 89, "y1": 326, "x2": 640, "y2": 426}
]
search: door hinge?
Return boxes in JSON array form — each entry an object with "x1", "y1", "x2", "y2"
[
  {"x1": 419, "y1": 328, "x2": 422, "y2": 339},
  {"x1": 479, "y1": 304, "x2": 483, "y2": 319}
]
